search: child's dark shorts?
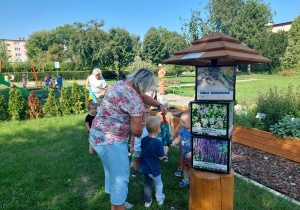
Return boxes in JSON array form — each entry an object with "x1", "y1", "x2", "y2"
[{"x1": 180, "y1": 157, "x2": 191, "y2": 169}]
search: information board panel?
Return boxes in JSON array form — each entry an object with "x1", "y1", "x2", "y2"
[
  {"x1": 192, "y1": 136, "x2": 231, "y2": 173},
  {"x1": 196, "y1": 66, "x2": 236, "y2": 101},
  {"x1": 191, "y1": 101, "x2": 234, "y2": 138}
]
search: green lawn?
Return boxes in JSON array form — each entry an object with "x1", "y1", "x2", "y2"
[
  {"x1": 0, "y1": 114, "x2": 298, "y2": 209},
  {"x1": 165, "y1": 73, "x2": 300, "y2": 106}
]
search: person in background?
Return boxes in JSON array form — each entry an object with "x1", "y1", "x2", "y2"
[
  {"x1": 56, "y1": 74, "x2": 63, "y2": 91},
  {"x1": 45, "y1": 75, "x2": 50, "y2": 90},
  {"x1": 86, "y1": 68, "x2": 108, "y2": 102},
  {"x1": 10, "y1": 73, "x2": 15, "y2": 83},
  {"x1": 89, "y1": 68, "x2": 166, "y2": 210},
  {"x1": 119, "y1": 71, "x2": 127, "y2": 81},
  {"x1": 49, "y1": 76, "x2": 54, "y2": 89},
  {"x1": 139, "y1": 116, "x2": 165, "y2": 208},
  {"x1": 156, "y1": 98, "x2": 174, "y2": 162},
  {"x1": 158, "y1": 64, "x2": 166, "y2": 95},
  {"x1": 22, "y1": 74, "x2": 28, "y2": 89},
  {"x1": 171, "y1": 112, "x2": 191, "y2": 187},
  {"x1": 4, "y1": 73, "x2": 9, "y2": 82},
  {"x1": 130, "y1": 105, "x2": 151, "y2": 177}
]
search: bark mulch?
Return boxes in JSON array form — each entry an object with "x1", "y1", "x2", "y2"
[{"x1": 232, "y1": 142, "x2": 300, "y2": 201}]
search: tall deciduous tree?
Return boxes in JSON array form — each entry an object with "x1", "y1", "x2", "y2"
[
  {"x1": 141, "y1": 27, "x2": 165, "y2": 64},
  {"x1": 282, "y1": 15, "x2": 300, "y2": 70},
  {"x1": 47, "y1": 43, "x2": 65, "y2": 62},
  {"x1": 257, "y1": 30, "x2": 288, "y2": 73},
  {"x1": 69, "y1": 20, "x2": 110, "y2": 69},
  {"x1": 109, "y1": 28, "x2": 135, "y2": 74}
]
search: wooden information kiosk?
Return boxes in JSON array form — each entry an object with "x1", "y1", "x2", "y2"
[{"x1": 162, "y1": 32, "x2": 271, "y2": 210}]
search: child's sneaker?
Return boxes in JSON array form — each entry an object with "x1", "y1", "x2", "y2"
[
  {"x1": 125, "y1": 202, "x2": 134, "y2": 209},
  {"x1": 132, "y1": 170, "x2": 139, "y2": 177},
  {"x1": 174, "y1": 169, "x2": 182, "y2": 177},
  {"x1": 157, "y1": 197, "x2": 165, "y2": 206},
  {"x1": 179, "y1": 179, "x2": 189, "y2": 187},
  {"x1": 164, "y1": 155, "x2": 169, "y2": 162},
  {"x1": 144, "y1": 199, "x2": 152, "y2": 208}
]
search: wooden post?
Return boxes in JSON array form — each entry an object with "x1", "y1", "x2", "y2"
[{"x1": 189, "y1": 168, "x2": 234, "y2": 210}]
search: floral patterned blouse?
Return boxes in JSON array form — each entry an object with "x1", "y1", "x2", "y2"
[{"x1": 89, "y1": 81, "x2": 143, "y2": 145}]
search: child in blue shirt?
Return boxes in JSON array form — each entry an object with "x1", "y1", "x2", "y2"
[
  {"x1": 140, "y1": 116, "x2": 165, "y2": 208},
  {"x1": 56, "y1": 74, "x2": 63, "y2": 91},
  {"x1": 171, "y1": 112, "x2": 191, "y2": 187}
]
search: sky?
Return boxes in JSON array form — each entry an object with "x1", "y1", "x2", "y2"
[{"x1": 0, "y1": 0, "x2": 299, "y2": 41}]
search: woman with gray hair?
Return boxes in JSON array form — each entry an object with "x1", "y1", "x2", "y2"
[
  {"x1": 89, "y1": 68, "x2": 166, "y2": 210},
  {"x1": 85, "y1": 68, "x2": 108, "y2": 101}
]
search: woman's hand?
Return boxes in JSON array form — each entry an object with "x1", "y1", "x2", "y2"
[{"x1": 186, "y1": 152, "x2": 191, "y2": 159}]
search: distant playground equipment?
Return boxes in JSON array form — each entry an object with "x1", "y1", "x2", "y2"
[{"x1": 0, "y1": 60, "x2": 42, "y2": 97}]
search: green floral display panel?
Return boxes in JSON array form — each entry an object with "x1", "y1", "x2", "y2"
[
  {"x1": 196, "y1": 66, "x2": 236, "y2": 101},
  {"x1": 191, "y1": 101, "x2": 234, "y2": 138},
  {"x1": 192, "y1": 136, "x2": 231, "y2": 173}
]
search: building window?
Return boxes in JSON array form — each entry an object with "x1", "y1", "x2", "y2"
[
  {"x1": 14, "y1": 42, "x2": 19, "y2": 45},
  {"x1": 15, "y1": 53, "x2": 21, "y2": 57},
  {"x1": 7, "y1": 43, "x2": 11, "y2": 46},
  {"x1": 15, "y1": 47, "x2": 20, "y2": 51},
  {"x1": 8, "y1": 50, "x2": 11, "y2": 53}
]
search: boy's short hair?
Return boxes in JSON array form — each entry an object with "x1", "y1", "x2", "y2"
[
  {"x1": 88, "y1": 101, "x2": 97, "y2": 110},
  {"x1": 146, "y1": 116, "x2": 160, "y2": 133}
]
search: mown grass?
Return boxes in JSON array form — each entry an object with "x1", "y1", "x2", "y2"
[
  {"x1": 165, "y1": 73, "x2": 300, "y2": 106},
  {"x1": 0, "y1": 114, "x2": 298, "y2": 209}
]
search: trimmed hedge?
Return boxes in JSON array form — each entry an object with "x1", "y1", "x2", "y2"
[{"x1": 9, "y1": 70, "x2": 117, "y2": 82}]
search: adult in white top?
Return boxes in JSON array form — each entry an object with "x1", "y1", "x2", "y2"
[{"x1": 86, "y1": 68, "x2": 108, "y2": 99}]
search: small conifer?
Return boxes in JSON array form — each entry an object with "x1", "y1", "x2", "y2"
[
  {"x1": 27, "y1": 91, "x2": 44, "y2": 119},
  {"x1": 44, "y1": 89, "x2": 59, "y2": 117},
  {"x1": 8, "y1": 89, "x2": 26, "y2": 121},
  {"x1": 59, "y1": 87, "x2": 71, "y2": 115},
  {"x1": 70, "y1": 82, "x2": 84, "y2": 114},
  {"x1": 0, "y1": 94, "x2": 9, "y2": 121}
]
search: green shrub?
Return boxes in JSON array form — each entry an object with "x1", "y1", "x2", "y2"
[
  {"x1": 8, "y1": 89, "x2": 26, "y2": 121},
  {"x1": 256, "y1": 84, "x2": 300, "y2": 131},
  {"x1": 59, "y1": 87, "x2": 71, "y2": 115},
  {"x1": 125, "y1": 56, "x2": 157, "y2": 74},
  {"x1": 234, "y1": 107, "x2": 263, "y2": 129},
  {"x1": 270, "y1": 117, "x2": 300, "y2": 139},
  {"x1": 0, "y1": 94, "x2": 9, "y2": 121},
  {"x1": 44, "y1": 89, "x2": 59, "y2": 117},
  {"x1": 83, "y1": 87, "x2": 90, "y2": 111},
  {"x1": 70, "y1": 83, "x2": 84, "y2": 114},
  {"x1": 26, "y1": 91, "x2": 44, "y2": 119},
  {"x1": 278, "y1": 70, "x2": 297, "y2": 77}
]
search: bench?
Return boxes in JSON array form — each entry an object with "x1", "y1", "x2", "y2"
[{"x1": 165, "y1": 79, "x2": 182, "y2": 94}]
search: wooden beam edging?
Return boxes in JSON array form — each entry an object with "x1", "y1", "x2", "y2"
[{"x1": 232, "y1": 125, "x2": 300, "y2": 163}]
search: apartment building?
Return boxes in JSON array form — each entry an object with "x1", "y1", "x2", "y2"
[
  {"x1": 0, "y1": 37, "x2": 28, "y2": 61},
  {"x1": 267, "y1": 21, "x2": 293, "y2": 33}
]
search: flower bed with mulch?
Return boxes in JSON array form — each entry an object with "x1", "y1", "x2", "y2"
[{"x1": 167, "y1": 108, "x2": 300, "y2": 202}]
